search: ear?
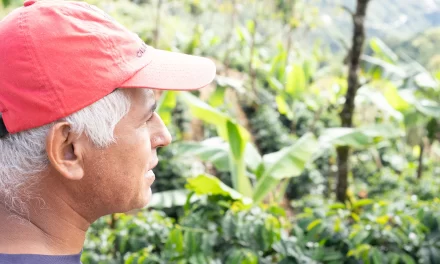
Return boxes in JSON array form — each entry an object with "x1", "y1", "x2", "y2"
[{"x1": 46, "y1": 122, "x2": 85, "y2": 181}]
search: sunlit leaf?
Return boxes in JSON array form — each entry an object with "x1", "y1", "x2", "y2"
[
  {"x1": 383, "y1": 82, "x2": 411, "y2": 111},
  {"x1": 267, "y1": 76, "x2": 284, "y2": 91},
  {"x1": 358, "y1": 86, "x2": 403, "y2": 120},
  {"x1": 186, "y1": 174, "x2": 252, "y2": 204},
  {"x1": 208, "y1": 86, "x2": 226, "y2": 108},
  {"x1": 227, "y1": 120, "x2": 253, "y2": 197},
  {"x1": 306, "y1": 219, "x2": 322, "y2": 231},
  {"x1": 246, "y1": 20, "x2": 255, "y2": 35},
  {"x1": 253, "y1": 133, "x2": 318, "y2": 203},
  {"x1": 414, "y1": 72, "x2": 439, "y2": 89},
  {"x1": 275, "y1": 95, "x2": 291, "y2": 117},
  {"x1": 286, "y1": 63, "x2": 306, "y2": 98},
  {"x1": 376, "y1": 215, "x2": 389, "y2": 225},
  {"x1": 320, "y1": 124, "x2": 401, "y2": 149},
  {"x1": 175, "y1": 138, "x2": 230, "y2": 171},
  {"x1": 370, "y1": 37, "x2": 399, "y2": 63},
  {"x1": 319, "y1": 128, "x2": 371, "y2": 148},
  {"x1": 353, "y1": 199, "x2": 374, "y2": 209},
  {"x1": 180, "y1": 92, "x2": 250, "y2": 141}
]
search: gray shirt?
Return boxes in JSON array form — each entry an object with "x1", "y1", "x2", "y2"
[{"x1": 0, "y1": 252, "x2": 82, "y2": 264}]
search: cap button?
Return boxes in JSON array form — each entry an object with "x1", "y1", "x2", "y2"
[{"x1": 24, "y1": 0, "x2": 37, "y2": 7}]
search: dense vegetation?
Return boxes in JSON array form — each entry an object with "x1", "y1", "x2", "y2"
[{"x1": 2, "y1": 0, "x2": 440, "y2": 263}]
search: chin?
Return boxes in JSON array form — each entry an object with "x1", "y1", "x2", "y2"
[{"x1": 133, "y1": 187, "x2": 153, "y2": 210}]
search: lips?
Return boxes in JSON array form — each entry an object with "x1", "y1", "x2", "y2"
[
  {"x1": 144, "y1": 159, "x2": 158, "y2": 184},
  {"x1": 148, "y1": 159, "x2": 159, "y2": 171}
]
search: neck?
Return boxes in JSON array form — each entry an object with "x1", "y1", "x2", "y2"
[{"x1": 0, "y1": 180, "x2": 92, "y2": 255}]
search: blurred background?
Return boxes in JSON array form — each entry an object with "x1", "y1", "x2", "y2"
[{"x1": 2, "y1": 0, "x2": 440, "y2": 263}]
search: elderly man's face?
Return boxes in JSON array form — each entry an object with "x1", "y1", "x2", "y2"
[{"x1": 58, "y1": 89, "x2": 172, "y2": 218}]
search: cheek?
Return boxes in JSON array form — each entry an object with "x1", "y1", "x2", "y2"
[{"x1": 122, "y1": 128, "x2": 151, "y2": 173}]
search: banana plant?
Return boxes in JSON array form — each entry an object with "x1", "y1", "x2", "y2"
[{"x1": 170, "y1": 92, "x2": 320, "y2": 203}]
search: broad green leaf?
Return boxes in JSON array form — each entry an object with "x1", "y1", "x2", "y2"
[
  {"x1": 262, "y1": 133, "x2": 318, "y2": 179},
  {"x1": 267, "y1": 76, "x2": 284, "y2": 91},
  {"x1": 347, "y1": 244, "x2": 371, "y2": 258},
  {"x1": 253, "y1": 133, "x2": 318, "y2": 203},
  {"x1": 383, "y1": 82, "x2": 410, "y2": 111},
  {"x1": 175, "y1": 138, "x2": 230, "y2": 171},
  {"x1": 400, "y1": 254, "x2": 416, "y2": 264},
  {"x1": 416, "y1": 100, "x2": 440, "y2": 118},
  {"x1": 208, "y1": 86, "x2": 226, "y2": 108},
  {"x1": 359, "y1": 123, "x2": 402, "y2": 139},
  {"x1": 186, "y1": 174, "x2": 252, "y2": 204},
  {"x1": 399, "y1": 89, "x2": 440, "y2": 118},
  {"x1": 180, "y1": 92, "x2": 250, "y2": 141},
  {"x1": 235, "y1": 26, "x2": 250, "y2": 43},
  {"x1": 227, "y1": 120, "x2": 253, "y2": 197},
  {"x1": 320, "y1": 124, "x2": 401, "y2": 149},
  {"x1": 370, "y1": 37, "x2": 399, "y2": 63},
  {"x1": 286, "y1": 63, "x2": 306, "y2": 98},
  {"x1": 351, "y1": 213, "x2": 360, "y2": 222},
  {"x1": 358, "y1": 86, "x2": 403, "y2": 120},
  {"x1": 227, "y1": 120, "x2": 246, "y2": 161},
  {"x1": 352, "y1": 199, "x2": 374, "y2": 209},
  {"x1": 414, "y1": 72, "x2": 439, "y2": 89},
  {"x1": 371, "y1": 247, "x2": 383, "y2": 264},
  {"x1": 269, "y1": 44, "x2": 287, "y2": 80},
  {"x1": 246, "y1": 19, "x2": 255, "y2": 35},
  {"x1": 244, "y1": 143, "x2": 262, "y2": 172},
  {"x1": 157, "y1": 91, "x2": 176, "y2": 126},
  {"x1": 319, "y1": 128, "x2": 371, "y2": 148},
  {"x1": 389, "y1": 253, "x2": 400, "y2": 264},
  {"x1": 306, "y1": 219, "x2": 322, "y2": 231},
  {"x1": 175, "y1": 138, "x2": 261, "y2": 173},
  {"x1": 226, "y1": 248, "x2": 258, "y2": 264},
  {"x1": 275, "y1": 95, "x2": 294, "y2": 120},
  {"x1": 376, "y1": 215, "x2": 389, "y2": 225},
  {"x1": 164, "y1": 229, "x2": 184, "y2": 255},
  {"x1": 329, "y1": 203, "x2": 346, "y2": 210},
  {"x1": 361, "y1": 55, "x2": 406, "y2": 78}
]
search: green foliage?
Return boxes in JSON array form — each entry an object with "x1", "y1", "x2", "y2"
[{"x1": 3, "y1": 0, "x2": 440, "y2": 263}]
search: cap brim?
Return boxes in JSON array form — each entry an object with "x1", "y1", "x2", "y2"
[{"x1": 120, "y1": 47, "x2": 216, "y2": 91}]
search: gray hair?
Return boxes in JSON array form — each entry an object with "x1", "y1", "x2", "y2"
[{"x1": 0, "y1": 89, "x2": 131, "y2": 215}]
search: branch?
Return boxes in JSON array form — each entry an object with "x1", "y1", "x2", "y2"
[{"x1": 341, "y1": 5, "x2": 355, "y2": 21}]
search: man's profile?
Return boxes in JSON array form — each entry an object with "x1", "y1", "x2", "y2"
[{"x1": 0, "y1": 0, "x2": 216, "y2": 263}]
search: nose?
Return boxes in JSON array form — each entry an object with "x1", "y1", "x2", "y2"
[{"x1": 151, "y1": 113, "x2": 172, "y2": 148}]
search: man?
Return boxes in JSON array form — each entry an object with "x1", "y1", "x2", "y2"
[{"x1": 0, "y1": 0, "x2": 215, "y2": 263}]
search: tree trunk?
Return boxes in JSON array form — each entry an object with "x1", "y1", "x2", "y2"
[
  {"x1": 417, "y1": 139, "x2": 425, "y2": 179},
  {"x1": 336, "y1": 0, "x2": 371, "y2": 202}
]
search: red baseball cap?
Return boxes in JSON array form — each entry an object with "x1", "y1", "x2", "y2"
[{"x1": 0, "y1": 0, "x2": 216, "y2": 136}]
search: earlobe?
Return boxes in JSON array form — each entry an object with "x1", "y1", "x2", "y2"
[{"x1": 46, "y1": 122, "x2": 85, "y2": 181}]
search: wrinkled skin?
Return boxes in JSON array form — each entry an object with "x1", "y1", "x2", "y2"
[{"x1": 0, "y1": 88, "x2": 172, "y2": 255}]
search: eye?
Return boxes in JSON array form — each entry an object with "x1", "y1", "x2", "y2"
[{"x1": 146, "y1": 112, "x2": 156, "y2": 122}]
